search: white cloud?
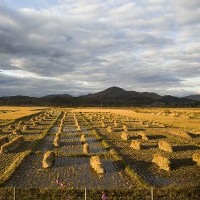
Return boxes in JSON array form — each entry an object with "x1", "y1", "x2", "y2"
[{"x1": 0, "y1": 69, "x2": 56, "y2": 80}]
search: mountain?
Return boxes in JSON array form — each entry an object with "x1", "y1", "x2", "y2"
[
  {"x1": 140, "y1": 92, "x2": 161, "y2": 100},
  {"x1": 82, "y1": 87, "x2": 128, "y2": 99},
  {"x1": 185, "y1": 94, "x2": 200, "y2": 101},
  {"x1": 42, "y1": 94, "x2": 72, "y2": 98},
  {"x1": 79, "y1": 87, "x2": 160, "y2": 106},
  {"x1": 158, "y1": 95, "x2": 196, "y2": 106},
  {"x1": 0, "y1": 96, "x2": 37, "y2": 106},
  {"x1": 0, "y1": 87, "x2": 199, "y2": 107},
  {"x1": 81, "y1": 86, "x2": 162, "y2": 100}
]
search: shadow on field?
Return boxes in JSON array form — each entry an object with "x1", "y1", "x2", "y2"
[
  {"x1": 13, "y1": 140, "x2": 33, "y2": 153},
  {"x1": 173, "y1": 145, "x2": 200, "y2": 152},
  {"x1": 87, "y1": 138, "x2": 99, "y2": 144},
  {"x1": 103, "y1": 160, "x2": 122, "y2": 173},
  {"x1": 148, "y1": 135, "x2": 167, "y2": 140},
  {"x1": 142, "y1": 144, "x2": 158, "y2": 150},
  {"x1": 170, "y1": 158, "x2": 196, "y2": 170},
  {"x1": 130, "y1": 128, "x2": 146, "y2": 131},
  {"x1": 122, "y1": 154, "x2": 152, "y2": 172},
  {"x1": 187, "y1": 132, "x2": 200, "y2": 138},
  {"x1": 129, "y1": 135, "x2": 140, "y2": 140},
  {"x1": 113, "y1": 129, "x2": 123, "y2": 132},
  {"x1": 54, "y1": 157, "x2": 88, "y2": 168},
  {"x1": 60, "y1": 141, "x2": 80, "y2": 147}
]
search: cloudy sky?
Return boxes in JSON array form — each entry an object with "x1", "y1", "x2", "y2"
[{"x1": 0, "y1": 0, "x2": 200, "y2": 97}]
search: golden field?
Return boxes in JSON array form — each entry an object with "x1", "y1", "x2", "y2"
[
  {"x1": 0, "y1": 106, "x2": 47, "y2": 120},
  {"x1": 0, "y1": 107, "x2": 200, "y2": 199}
]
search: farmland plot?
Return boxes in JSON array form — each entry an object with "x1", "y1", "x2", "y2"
[
  {"x1": 82, "y1": 111, "x2": 200, "y2": 187},
  {"x1": 0, "y1": 109, "x2": 59, "y2": 185},
  {"x1": 1, "y1": 107, "x2": 200, "y2": 196},
  {"x1": 6, "y1": 155, "x2": 134, "y2": 189},
  {"x1": 4, "y1": 110, "x2": 136, "y2": 189}
]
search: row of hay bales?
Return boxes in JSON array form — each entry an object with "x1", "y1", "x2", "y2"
[
  {"x1": 129, "y1": 139, "x2": 173, "y2": 151},
  {"x1": 105, "y1": 126, "x2": 194, "y2": 153},
  {"x1": 104, "y1": 123, "x2": 128, "y2": 131},
  {"x1": 4, "y1": 112, "x2": 50, "y2": 133},
  {"x1": 42, "y1": 151, "x2": 105, "y2": 175},
  {"x1": 102, "y1": 114, "x2": 166, "y2": 129},
  {"x1": 80, "y1": 134, "x2": 89, "y2": 154},
  {"x1": 0, "y1": 136, "x2": 24, "y2": 154},
  {"x1": 116, "y1": 128, "x2": 200, "y2": 171},
  {"x1": 29, "y1": 111, "x2": 52, "y2": 125},
  {"x1": 53, "y1": 112, "x2": 66, "y2": 147},
  {"x1": 5, "y1": 111, "x2": 51, "y2": 132},
  {"x1": 74, "y1": 114, "x2": 82, "y2": 132},
  {"x1": 128, "y1": 137, "x2": 200, "y2": 171},
  {"x1": 152, "y1": 152, "x2": 200, "y2": 171},
  {"x1": 54, "y1": 132, "x2": 60, "y2": 147},
  {"x1": 121, "y1": 131, "x2": 148, "y2": 142}
]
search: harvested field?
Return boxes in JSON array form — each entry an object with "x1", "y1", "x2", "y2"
[
  {"x1": 1, "y1": 107, "x2": 200, "y2": 199},
  {"x1": 0, "y1": 107, "x2": 46, "y2": 120},
  {"x1": 80, "y1": 109, "x2": 200, "y2": 187},
  {"x1": 6, "y1": 155, "x2": 134, "y2": 189}
]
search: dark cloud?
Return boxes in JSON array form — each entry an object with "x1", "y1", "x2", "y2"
[{"x1": 0, "y1": 0, "x2": 200, "y2": 97}]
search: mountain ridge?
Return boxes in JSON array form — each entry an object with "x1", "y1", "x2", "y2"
[
  {"x1": 0, "y1": 86, "x2": 199, "y2": 107},
  {"x1": 185, "y1": 94, "x2": 200, "y2": 101}
]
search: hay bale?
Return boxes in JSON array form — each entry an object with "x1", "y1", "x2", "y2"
[
  {"x1": 113, "y1": 121, "x2": 118, "y2": 127},
  {"x1": 1, "y1": 136, "x2": 24, "y2": 154},
  {"x1": 32, "y1": 121, "x2": 36, "y2": 126},
  {"x1": 121, "y1": 131, "x2": 129, "y2": 141},
  {"x1": 122, "y1": 125, "x2": 128, "y2": 132},
  {"x1": 42, "y1": 151, "x2": 55, "y2": 168},
  {"x1": 0, "y1": 136, "x2": 9, "y2": 147},
  {"x1": 8, "y1": 125, "x2": 15, "y2": 130},
  {"x1": 106, "y1": 126, "x2": 112, "y2": 133},
  {"x1": 192, "y1": 152, "x2": 200, "y2": 166},
  {"x1": 80, "y1": 134, "x2": 86, "y2": 144},
  {"x1": 56, "y1": 131, "x2": 61, "y2": 137},
  {"x1": 159, "y1": 124, "x2": 166, "y2": 128},
  {"x1": 130, "y1": 140, "x2": 141, "y2": 150},
  {"x1": 139, "y1": 120, "x2": 144, "y2": 125},
  {"x1": 77, "y1": 125, "x2": 81, "y2": 132},
  {"x1": 137, "y1": 132, "x2": 149, "y2": 141},
  {"x1": 58, "y1": 126, "x2": 62, "y2": 133},
  {"x1": 54, "y1": 135, "x2": 59, "y2": 147},
  {"x1": 89, "y1": 116, "x2": 93, "y2": 121},
  {"x1": 13, "y1": 128, "x2": 22, "y2": 135},
  {"x1": 83, "y1": 143, "x2": 89, "y2": 154},
  {"x1": 152, "y1": 154, "x2": 170, "y2": 171},
  {"x1": 75, "y1": 120, "x2": 79, "y2": 126},
  {"x1": 22, "y1": 125, "x2": 28, "y2": 131},
  {"x1": 18, "y1": 121, "x2": 24, "y2": 126},
  {"x1": 170, "y1": 129, "x2": 191, "y2": 139},
  {"x1": 90, "y1": 156, "x2": 105, "y2": 174},
  {"x1": 30, "y1": 118, "x2": 35, "y2": 122},
  {"x1": 158, "y1": 140, "x2": 173, "y2": 152},
  {"x1": 101, "y1": 122, "x2": 105, "y2": 128}
]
